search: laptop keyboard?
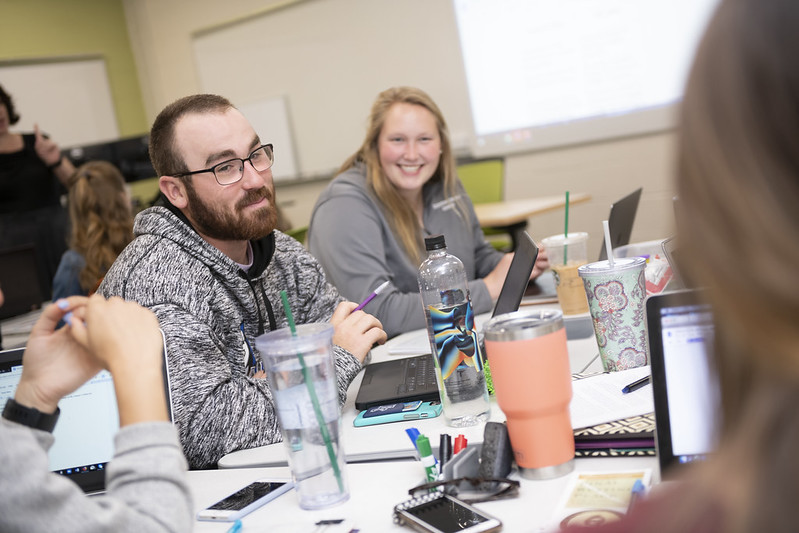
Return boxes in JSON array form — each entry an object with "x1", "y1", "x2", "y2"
[{"x1": 398, "y1": 356, "x2": 436, "y2": 393}]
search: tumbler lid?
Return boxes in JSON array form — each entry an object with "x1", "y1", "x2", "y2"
[
  {"x1": 484, "y1": 309, "x2": 563, "y2": 342},
  {"x1": 577, "y1": 256, "x2": 646, "y2": 275}
]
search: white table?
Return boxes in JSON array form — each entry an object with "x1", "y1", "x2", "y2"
[
  {"x1": 219, "y1": 308, "x2": 603, "y2": 469},
  {"x1": 191, "y1": 456, "x2": 658, "y2": 532}
]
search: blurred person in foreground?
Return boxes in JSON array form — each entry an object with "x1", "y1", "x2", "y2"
[
  {"x1": 52, "y1": 161, "x2": 134, "y2": 300},
  {"x1": 0, "y1": 295, "x2": 191, "y2": 532},
  {"x1": 564, "y1": 0, "x2": 799, "y2": 531}
]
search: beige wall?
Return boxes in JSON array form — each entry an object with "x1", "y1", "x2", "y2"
[
  {"x1": 0, "y1": 0, "x2": 148, "y2": 137},
  {"x1": 122, "y1": 0, "x2": 677, "y2": 249}
]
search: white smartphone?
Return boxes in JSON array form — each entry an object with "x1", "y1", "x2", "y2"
[
  {"x1": 196, "y1": 479, "x2": 293, "y2": 522},
  {"x1": 393, "y1": 492, "x2": 502, "y2": 533}
]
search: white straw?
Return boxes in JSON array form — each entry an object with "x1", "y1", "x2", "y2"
[{"x1": 603, "y1": 220, "x2": 615, "y2": 267}]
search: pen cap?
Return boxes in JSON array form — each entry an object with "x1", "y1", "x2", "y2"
[{"x1": 416, "y1": 434, "x2": 433, "y2": 457}]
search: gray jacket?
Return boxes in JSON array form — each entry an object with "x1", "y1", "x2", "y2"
[
  {"x1": 0, "y1": 419, "x2": 191, "y2": 532},
  {"x1": 309, "y1": 163, "x2": 503, "y2": 338},
  {"x1": 100, "y1": 206, "x2": 361, "y2": 469}
]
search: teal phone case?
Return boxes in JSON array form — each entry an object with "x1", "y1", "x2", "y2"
[{"x1": 353, "y1": 401, "x2": 442, "y2": 427}]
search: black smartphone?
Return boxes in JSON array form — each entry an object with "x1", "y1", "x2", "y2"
[{"x1": 394, "y1": 492, "x2": 502, "y2": 533}]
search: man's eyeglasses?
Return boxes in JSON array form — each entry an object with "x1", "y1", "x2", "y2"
[
  {"x1": 408, "y1": 477, "x2": 520, "y2": 504},
  {"x1": 173, "y1": 143, "x2": 274, "y2": 185}
]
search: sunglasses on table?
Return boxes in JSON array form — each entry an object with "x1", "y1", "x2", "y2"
[{"x1": 408, "y1": 477, "x2": 520, "y2": 504}]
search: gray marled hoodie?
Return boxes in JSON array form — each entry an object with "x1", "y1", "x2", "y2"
[{"x1": 100, "y1": 205, "x2": 362, "y2": 469}]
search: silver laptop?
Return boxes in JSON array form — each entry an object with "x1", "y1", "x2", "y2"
[
  {"x1": 0, "y1": 331, "x2": 173, "y2": 494},
  {"x1": 647, "y1": 290, "x2": 719, "y2": 476}
]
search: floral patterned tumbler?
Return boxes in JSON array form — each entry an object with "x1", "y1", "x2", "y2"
[{"x1": 577, "y1": 257, "x2": 648, "y2": 371}]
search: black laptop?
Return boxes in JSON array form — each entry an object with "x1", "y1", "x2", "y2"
[
  {"x1": 354, "y1": 232, "x2": 539, "y2": 411},
  {"x1": 598, "y1": 187, "x2": 643, "y2": 261},
  {"x1": 647, "y1": 289, "x2": 719, "y2": 476},
  {"x1": 0, "y1": 332, "x2": 174, "y2": 493}
]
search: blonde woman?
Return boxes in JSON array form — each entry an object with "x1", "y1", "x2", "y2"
[
  {"x1": 309, "y1": 87, "x2": 548, "y2": 338},
  {"x1": 52, "y1": 161, "x2": 133, "y2": 299}
]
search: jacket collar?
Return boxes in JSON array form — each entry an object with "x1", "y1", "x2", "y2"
[{"x1": 155, "y1": 193, "x2": 275, "y2": 278}]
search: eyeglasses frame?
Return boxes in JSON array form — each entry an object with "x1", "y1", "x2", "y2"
[
  {"x1": 408, "y1": 476, "x2": 520, "y2": 504},
  {"x1": 172, "y1": 143, "x2": 274, "y2": 186}
]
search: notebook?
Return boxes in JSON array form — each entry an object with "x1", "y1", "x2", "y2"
[
  {"x1": 355, "y1": 232, "x2": 539, "y2": 411},
  {"x1": 647, "y1": 289, "x2": 719, "y2": 476},
  {"x1": 0, "y1": 331, "x2": 173, "y2": 494},
  {"x1": 598, "y1": 187, "x2": 643, "y2": 261}
]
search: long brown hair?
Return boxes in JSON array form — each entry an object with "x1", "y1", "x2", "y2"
[
  {"x1": 674, "y1": 0, "x2": 799, "y2": 530},
  {"x1": 68, "y1": 161, "x2": 134, "y2": 292},
  {"x1": 340, "y1": 87, "x2": 464, "y2": 264}
]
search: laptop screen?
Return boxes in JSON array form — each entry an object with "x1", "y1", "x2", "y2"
[
  {"x1": 0, "y1": 348, "x2": 119, "y2": 492},
  {"x1": 647, "y1": 290, "x2": 720, "y2": 475}
]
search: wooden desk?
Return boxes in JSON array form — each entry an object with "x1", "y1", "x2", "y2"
[{"x1": 474, "y1": 192, "x2": 591, "y2": 249}]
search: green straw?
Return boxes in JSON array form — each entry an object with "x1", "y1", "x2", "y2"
[
  {"x1": 564, "y1": 191, "x2": 570, "y2": 265},
  {"x1": 279, "y1": 290, "x2": 344, "y2": 493}
]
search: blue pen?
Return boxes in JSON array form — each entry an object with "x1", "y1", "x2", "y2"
[
  {"x1": 621, "y1": 375, "x2": 651, "y2": 394},
  {"x1": 227, "y1": 519, "x2": 242, "y2": 533},
  {"x1": 405, "y1": 427, "x2": 421, "y2": 450},
  {"x1": 627, "y1": 479, "x2": 645, "y2": 513}
]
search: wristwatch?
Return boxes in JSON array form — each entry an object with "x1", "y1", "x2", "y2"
[{"x1": 2, "y1": 398, "x2": 60, "y2": 433}]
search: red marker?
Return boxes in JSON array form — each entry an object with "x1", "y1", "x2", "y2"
[{"x1": 453, "y1": 434, "x2": 467, "y2": 454}]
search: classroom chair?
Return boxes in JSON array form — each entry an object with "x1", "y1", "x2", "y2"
[{"x1": 456, "y1": 159, "x2": 512, "y2": 251}]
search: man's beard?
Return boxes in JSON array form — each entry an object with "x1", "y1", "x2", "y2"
[{"x1": 183, "y1": 181, "x2": 278, "y2": 242}]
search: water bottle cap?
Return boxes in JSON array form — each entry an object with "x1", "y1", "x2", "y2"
[{"x1": 424, "y1": 234, "x2": 446, "y2": 251}]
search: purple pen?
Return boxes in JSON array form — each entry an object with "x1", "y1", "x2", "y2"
[{"x1": 352, "y1": 281, "x2": 390, "y2": 312}]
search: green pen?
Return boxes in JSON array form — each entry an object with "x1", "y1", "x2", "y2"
[{"x1": 416, "y1": 434, "x2": 438, "y2": 483}]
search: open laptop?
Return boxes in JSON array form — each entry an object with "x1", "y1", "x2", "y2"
[
  {"x1": 647, "y1": 289, "x2": 719, "y2": 476},
  {"x1": 354, "y1": 232, "x2": 539, "y2": 411},
  {"x1": 0, "y1": 332, "x2": 174, "y2": 494},
  {"x1": 598, "y1": 187, "x2": 643, "y2": 261}
]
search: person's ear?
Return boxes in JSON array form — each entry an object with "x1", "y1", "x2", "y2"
[{"x1": 159, "y1": 175, "x2": 188, "y2": 209}]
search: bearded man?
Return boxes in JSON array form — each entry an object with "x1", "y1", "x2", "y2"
[{"x1": 101, "y1": 94, "x2": 385, "y2": 469}]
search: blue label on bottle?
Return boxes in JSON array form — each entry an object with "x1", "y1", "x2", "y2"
[{"x1": 427, "y1": 300, "x2": 483, "y2": 379}]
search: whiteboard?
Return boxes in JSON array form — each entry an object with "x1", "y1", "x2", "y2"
[
  {"x1": 237, "y1": 97, "x2": 299, "y2": 180},
  {"x1": 0, "y1": 58, "x2": 119, "y2": 148},
  {"x1": 190, "y1": 0, "x2": 472, "y2": 179}
]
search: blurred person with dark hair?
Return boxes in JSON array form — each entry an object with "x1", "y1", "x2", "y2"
[
  {"x1": 0, "y1": 84, "x2": 76, "y2": 297},
  {"x1": 563, "y1": 1, "x2": 799, "y2": 531},
  {"x1": 52, "y1": 161, "x2": 134, "y2": 299}
]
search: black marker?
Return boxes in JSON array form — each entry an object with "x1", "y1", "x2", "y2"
[
  {"x1": 621, "y1": 375, "x2": 651, "y2": 394},
  {"x1": 439, "y1": 434, "x2": 452, "y2": 467}
]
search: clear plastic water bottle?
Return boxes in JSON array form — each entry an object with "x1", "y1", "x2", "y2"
[{"x1": 418, "y1": 234, "x2": 490, "y2": 427}]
